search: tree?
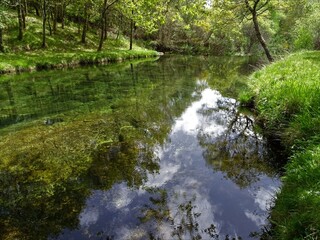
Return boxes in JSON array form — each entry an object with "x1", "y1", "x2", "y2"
[
  {"x1": 243, "y1": 0, "x2": 274, "y2": 62},
  {"x1": 80, "y1": 0, "x2": 93, "y2": 44},
  {"x1": 17, "y1": 0, "x2": 24, "y2": 40},
  {"x1": 97, "y1": 0, "x2": 120, "y2": 51},
  {"x1": 0, "y1": 1, "x2": 10, "y2": 52},
  {"x1": 42, "y1": 0, "x2": 47, "y2": 48},
  {"x1": 120, "y1": 0, "x2": 170, "y2": 50}
]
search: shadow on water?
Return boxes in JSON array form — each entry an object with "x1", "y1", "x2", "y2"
[{"x1": 0, "y1": 56, "x2": 281, "y2": 240}]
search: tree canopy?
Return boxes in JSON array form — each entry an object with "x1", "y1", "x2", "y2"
[{"x1": 0, "y1": 0, "x2": 319, "y2": 59}]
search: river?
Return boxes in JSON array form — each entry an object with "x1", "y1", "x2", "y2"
[{"x1": 0, "y1": 56, "x2": 281, "y2": 240}]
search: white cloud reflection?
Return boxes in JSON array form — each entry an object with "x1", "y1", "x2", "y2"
[
  {"x1": 144, "y1": 161, "x2": 180, "y2": 188},
  {"x1": 72, "y1": 84, "x2": 281, "y2": 240},
  {"x1": 245, "y1": 183, "x2": 280, "y2": 227},
  {"x1": 173, "y1": 88, "x2": 228, "y2": 135}
]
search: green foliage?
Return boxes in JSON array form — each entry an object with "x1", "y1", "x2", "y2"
[
  {"x1": 293, "y1": 3, "x2": 320, "y2": 51},
  {"x1": 294, "y1": 28, "x2": 314, "y2": 51}
]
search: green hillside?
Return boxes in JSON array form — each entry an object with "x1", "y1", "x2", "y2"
[{"x1": 0, "y1": 9, "x2": 158, "y2": 74}]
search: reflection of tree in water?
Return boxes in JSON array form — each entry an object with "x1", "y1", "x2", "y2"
[
  {"x1": 0, "y1": 57, "x2": 203, "y2": 239},
  {"x1": 198, "y1": 97, "x2": 276, "y2": 189},
  {"x1": 139, "y1": 188, "x2": 221, "y2": 240},
  {"x1": 171, "y1": 195, "x2": 219, "y2": 240}
]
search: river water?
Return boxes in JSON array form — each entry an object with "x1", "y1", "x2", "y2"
[{"x1": 0, "y1": 56, "x2": 281, "y2": 240}]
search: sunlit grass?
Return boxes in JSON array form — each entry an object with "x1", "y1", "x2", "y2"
[
  {"x1": 0, "y1": 10, "x2": 159, "y2": 74},
  {"x1": 271, "y1": 145, "x2": 320, "y2": 239},
  {"x1": 244, "y1": 51, "x2": 320, "y2": 147}
]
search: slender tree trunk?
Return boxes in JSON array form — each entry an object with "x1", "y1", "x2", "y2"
[
  {"x1": 61, "y1": 2, "x2": 65, "y2": 29},
  {"x1": 78, "y1": 14, "x2": 81, "y2": 34},
  {"x1": 98, "y1": 0, "x2": 107, "y2": 51},
  {"x1": 244, "y1": 0, "x2": 273, "y2": 62},
  {"x1": 53, "y1": 3, "x2": 57, "y2": 33},
  {"x1": 34, "y1": 5, "x2": 40, "y2": 16},
  {"x1": 129, "y1": 11, "x2": 134, "y2": 50},
  {"x1": 252, "y1": 12, "x2": 273, "y2": 62},
  {"x1": 48, "y1": 8, "x2": 52, "y2": 36},
  {"x1": 17, "y1": 0, "x2": 24, "y2": 40},
  {"x1": 97, "y1": 18, "x2": 105, "y2": 51},
  {"x1": 23, "y1": 0, "x2": 28, "y2": 15},
  {"x1": 21, "y1": 1, "x2": 26, "y2": 29},
  {"x1": 129, "y1": 10, "x2": 134, "y2": 50},
  {"x1": 81, "y1": 5, "x2": 89, "y2": 44},
  {"x1": 0, "y1": 28, "x2": 4, "y2": 52},
  {"x1": 42, "y1": 0, "x2": 47, "y2": 48},
  {"x1": 104, "y1": 13, "x2": 108, "y2": 40}
]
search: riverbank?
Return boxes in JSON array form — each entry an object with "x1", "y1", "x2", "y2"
[
  {"x1": 0, "y1": 49, "x2": 160, "y2": 74},
  {"x1": 0, "y1": 9, "x2": 160, "y2": 75},
  {"x1": 240, "y1": 51, "x2": 320, "y2": 239}
]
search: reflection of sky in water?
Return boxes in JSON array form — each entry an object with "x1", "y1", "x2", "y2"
[{"x1": 58, "y1": 85, "x2": 281, "y2": 240}]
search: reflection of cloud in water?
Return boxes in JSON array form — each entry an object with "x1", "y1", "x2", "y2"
[
  {"x1": 67, "y1": 85, "x2": 281, "y2": 240},
  {"x1": 245, "y1": 183, "x2": 280, "y2": 227},
  {"x1": 80, "y1": 207, "x2": 99, "y2": 227},
  {"x1": 145, "y1": 161, "x2": 180, "y2": 188},
  {"x1": 118, "y1": 226, "x2": 148, "y2": 240},
  {"x1": 244, "y1": 210, "x2": 266, "y2": 227},
  {"x1": 173, "y1": 88, "x2": 228, "y2": 135},
  {"x1": 168, "y1": 178, "x2": 221, "y2": 236},
  {"x1": 108, "y1": 184, "x2": 135, "y2": 209},
  {"x1": 253, "y1": 185, "x2": 279, "y2": 211}
]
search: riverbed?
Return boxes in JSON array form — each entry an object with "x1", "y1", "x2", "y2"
[{"x1": 0, "y1": 56, "x2": 281, "y2": 240}]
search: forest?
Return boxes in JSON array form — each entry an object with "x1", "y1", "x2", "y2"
[{"x1": 0, "y1": 0, "x2": 319, "y2": 58}]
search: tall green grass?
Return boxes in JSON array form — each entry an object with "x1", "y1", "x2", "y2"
[
  {"x1": 271, "y1": 145, "x2": 320, "y2": 239},
  {"x1": 241, "y1": 51, "x2": 320, "y2": 239},
  {"x1": 244, "y1": 51, "x2": 320, "y2": 148}
]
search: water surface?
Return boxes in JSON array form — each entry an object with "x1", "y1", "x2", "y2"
[{"x1": 0, "y1": 56, "x2": 280, "y2": 240}]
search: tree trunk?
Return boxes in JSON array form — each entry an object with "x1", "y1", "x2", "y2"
[
  {"x1": 23, "y1": 0, "x2": 28, "y2": 15},
  {"x1": 21, "y1": 1, "x2": 26, "y2": 29},
  {"x1": 252, "y1": 12, "x2": 273, "y2": 62},
  {"x1": 61, "y1": 2, "x2": 65, "y2": 29},
  {"x1": 104, "y1": 13, "x2": 108, "y2": 40},
  {"x1": 81, "y1": 5, "x2": 89, "y2": 44},
  {"x1": 0, "y1": 28, "x2": 4, "y2": 52},
  {"x1": 48, "y1": 8, "x2": 52, "y2": 36},
  {"x1": 97, "y1": 0, "x2": 107, "y2": 52},
  {"x1": 17, "y1": 0, "x2": 24, "y2": 40},
  {"x1": 42, "y1": 0, "x2": 47, "y2": 48},
  {"x1": 78, "y1": 14, "x2": 81, "y2": 34},
  {"x1": 129, "y1": 12, "x2": 134, "y2": 50},
  {"x1": 97, "y1": 18, "x2": 105, "y2": 51},
  {"x1": 53, "y1": 3, "x2": 57, "y2": 33},
  {"x1": 34, "y1": 5, "x2": 40, "y2": 16},
  {"x1": 244, "y1": 0, "x2": 273, "y2": 62}
]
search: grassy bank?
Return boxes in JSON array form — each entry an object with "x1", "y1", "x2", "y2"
[
  {"x1": 0, "y1": 49, "x2": 160, "y2": 74},
  {"x1": 0, "y1": 12, "x2": 159, "y2": 75},
  {"x1": 240, "y1": 51, "x2": 320, "y2": 239}
]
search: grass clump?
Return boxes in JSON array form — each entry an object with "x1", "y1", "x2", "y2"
[
  {"x1": 271, "y1": 145, "x2": 320, "y2": 239},
  {"x1": 242, "y1": 51, "x2": 320, "y2": 239},
  {"x1": 245, "y1": 51, "x2": 320, "y2": 148}
]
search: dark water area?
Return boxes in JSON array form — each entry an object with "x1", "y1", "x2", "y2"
[{"x1": 0, "y1": 56, "x2": 281, "y2": 240}]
